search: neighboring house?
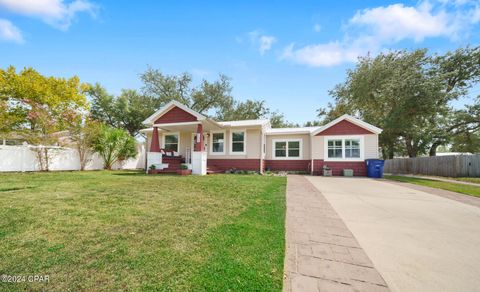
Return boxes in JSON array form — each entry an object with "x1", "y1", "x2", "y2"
[{"x1": 140, "y1": 100, "x2": 382, "y2": 175}]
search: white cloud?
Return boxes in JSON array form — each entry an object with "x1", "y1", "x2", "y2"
[
  {"x1": 259, "y1": 35, "x2": 276, "y2": 55},
  {"x1": 282, "y1": 0, "x2": 480, "y2": 67},
  {"x1": 282, "y1": 42, "x2": 358, "y2": 67},
  {"x1": 313, "y1": 23, "x2": 321, "y2": 32},
  {"x1": 0, "y1": 18, "x2": 23, "y2": 43},
  {"x1": 470, "y1": 5, "x2": 480, "y2": 23},
  {"x1": 350, "y1": 3, "x2": 451, "y2": 42},
  {"x1": 0, "y1": 0, "x2": 96, "y2": 30},
  {"x1": 248, "y1": 30, "x2": 277, "y2": 55}
]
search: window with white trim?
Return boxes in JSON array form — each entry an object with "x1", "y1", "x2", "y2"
[
  {"x1": 327, "y1": 140, "x2": 343, "y2": 158},
  {"x1": 325, "y1": 136, "x2": 363, "y2": 161},
  {"x1": 212, "y1": 132, "x2": 225, "y2": 153},
  {"x1": 231, "y1": 130, "x2": 245, "y2": 154},
  {"x1": 164, "y1": 134, "x2": 179, "y2": 152},
  {"x1": 345, "y1": 139, "x2": 360, "y2": 158},
  {"x1": 273, "y1": 139, "x2": 301, "y2": 158}
]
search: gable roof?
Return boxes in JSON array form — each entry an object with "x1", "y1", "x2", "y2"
[
  {"x1": 311, "y1": 114, "x2": 382, "y2": 136},
  {"x1": 142, "y1": 100, "x2": 206, "y2": 125}
]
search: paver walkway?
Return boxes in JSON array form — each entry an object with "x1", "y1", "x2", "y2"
[{"x1": 284, "y1": 175, "x2": 389, "y2": 292}]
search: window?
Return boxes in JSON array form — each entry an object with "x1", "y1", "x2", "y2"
[
  {"x1": 288, "y1": 141, "x2": 300, "y2": 157},
  {"x1": 230, "y1": 130, "x2": 245, "y2": 154},
  {"x1": 328, "y1": 140, "x2": 343, "y2": 158},
  {"x1": 275, "y1": 141, "x2": 286, "y2": 157},
  {"x1": 164, "y1": 134, "x2": 179, "y2": 152},
  {"x1": 345, "y1": 139, "x2": 360, "y2": 158},
  {"x1": 273, "y1": 139, "x2": 302, "y2": 159},
  {"x1": 211, "y1": 132, "x2": 225, "y2": 154},
  {"x1": 324, "y1": 136, "x2": 364, "y2": 161}
]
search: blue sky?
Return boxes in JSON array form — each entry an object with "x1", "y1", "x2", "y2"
[{"x1": 0, "y1": 0, "x2": 479, "y2": 124}]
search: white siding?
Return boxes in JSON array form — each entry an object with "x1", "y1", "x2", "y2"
[{"x1": 265, "y1": 134, "x2": 311, "y2": 160}]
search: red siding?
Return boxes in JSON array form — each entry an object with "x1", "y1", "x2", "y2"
[
  {"x1": 207, "y1": 159, "x2": 261, "y2": 171},
  {"x1": 316, "y1": 120, "x2": 373, "y2": 136},
  {"x1": 312, "y1": 160, "x2": 366, "y2": 176},
  {"x1": 154, "y1": 106, "x2": 197, "y2": 124},
  {"x1": 264, "y1": 160, "x2": 311, "y2": 172}
]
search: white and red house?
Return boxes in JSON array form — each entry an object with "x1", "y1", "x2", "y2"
[{"x1": 140, "y1": 101, "x2": 382, "y2": 175}]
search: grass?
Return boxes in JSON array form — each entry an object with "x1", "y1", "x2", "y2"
[
  {"x1": 385, "y1": 175, "x2": 480, "y2": 198},
  {"x1": 451, "y1": 177, "x2": 480, "y2": 184},
  {"x1": 0, "y1": 171, "x2": 286, "y2": 291}
]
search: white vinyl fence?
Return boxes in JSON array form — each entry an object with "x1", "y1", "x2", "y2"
[{"x1": 0, "y1": 144, "x2": 146, "y2": 172}]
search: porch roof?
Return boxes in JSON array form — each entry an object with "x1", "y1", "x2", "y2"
[{"x1": 139, "y1": 118, "x2": 224, "y2": 133}]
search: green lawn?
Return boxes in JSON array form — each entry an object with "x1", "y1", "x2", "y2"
[
  {"x1": 452, "y1": 177, "x2": 480, "y2": 184},
  {"x1": 385, "y1": 175, "x2": 480, "y2": 198},
  {"x1": 0, "y1": 171, "x2": 286, "y2": 291}
]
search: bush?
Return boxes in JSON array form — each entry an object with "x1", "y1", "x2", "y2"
[
  {"x1": 93, "y1": 125, "x2": 137, "y2": 170},
  {"x1": 180, "y1": 164, "x2": 188, "y2": 170}
]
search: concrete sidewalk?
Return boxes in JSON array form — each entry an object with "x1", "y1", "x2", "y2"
[{"x1": 284, "y1": 175, "x2": 389, "y2": 292}]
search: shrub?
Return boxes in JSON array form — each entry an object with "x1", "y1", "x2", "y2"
[{"x1": 93, "y1": 125, "x2": 137, "y2": 170}]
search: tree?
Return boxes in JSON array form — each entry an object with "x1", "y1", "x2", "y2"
[
  {"x1": 270, "y1": 111, "x2": 299, "y2": 128},
  {"x1": 93, "y1": 125, "x2": 137, "y2": 170},
  {"x1": 86, "y1": 85, "x2": 158, "y2": 137},
  {"x1": 450, "y1": 131, "x2": 480, "y2": 153},
  {"x1": 68, "y1": 117, "x2": 102, "y2": 171},
  {"x1": 322, "y1": 47, "x2": 480, "y2": 158},
  {"x1": 304, "y1": 120, "x2": 323, "y2": 127},
  {"x1": 140, "y1": 68, "x2": 234, "y2": 116},
  {"x1": 217, "y1": 99, "x2": 269, "y2": 121},
  {"x1": 0, "y1": 66, "x2": 88, "y2": 170},
  {"x1": 90, "y1": 69, "x2": 295, "y2": 133}
]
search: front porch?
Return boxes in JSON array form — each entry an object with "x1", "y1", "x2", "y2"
[{"x1": 141, "y1": 101, "x2": 226, "y2": 175}]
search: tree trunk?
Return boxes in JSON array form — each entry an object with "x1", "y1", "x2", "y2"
[
  {"x1": 405, "y1": 137, "x2": 417, "y2": 158},
  {"x1": 44, "y1": 147, "x2": 50, "y2": 171},
  {"x1": 387, "y1": 147, "x2": 394, "y2": 159},
  {"x1": 429, "y1": 141, "x2": 442, "y2": 157}
]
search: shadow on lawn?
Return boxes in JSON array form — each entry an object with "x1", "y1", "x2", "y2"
[
  {"x1": 0, "y1": 186, "x2": 37, "y2": 192},
  {"x1": 111, "y1": 171, "x2": 146, "y2": 176}
]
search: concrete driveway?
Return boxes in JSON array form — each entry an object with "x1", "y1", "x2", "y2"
[{"x1": 305, "y1": 176, "x2": 480, "y2": 292}]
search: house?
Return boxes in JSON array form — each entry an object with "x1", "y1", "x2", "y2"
[{"x1": 140, "y1": 100, "x2": 382, "y2": 175}]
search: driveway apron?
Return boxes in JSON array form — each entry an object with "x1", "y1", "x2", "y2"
[
  {"x1": 284, "y1": 175, "x2": 389, "y2": 292},
  {"x1": 305, "y1": 176, "x2": 480, "y2": 292}
]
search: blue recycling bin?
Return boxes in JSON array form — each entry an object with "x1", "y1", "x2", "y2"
[{"x1": 365, "y1": 159, "x2": 385, "y2": 178}]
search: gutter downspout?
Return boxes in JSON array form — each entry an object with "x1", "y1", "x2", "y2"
[
  {"x1": 310, "y1": 133, "x2": 314, "y2": 175},
  {"x1": 260, "y1": 128, "x2": 264, "y2": 174}
]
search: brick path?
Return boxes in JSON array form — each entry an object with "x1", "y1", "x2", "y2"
[{"x1": 283, "y1": 176, "x2": 389, "y2": 292}]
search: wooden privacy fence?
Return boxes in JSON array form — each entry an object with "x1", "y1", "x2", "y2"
[{"x1": 384, "y1": 155, "x2": 480, "y2": 177}]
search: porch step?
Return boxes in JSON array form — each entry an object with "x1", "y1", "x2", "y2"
[
  {"x1": 156, "y1": 169, "x2": 178, "y2": 174},
  {"x1": 160, "y1": 156, "x2": 183, "y2": 172}
]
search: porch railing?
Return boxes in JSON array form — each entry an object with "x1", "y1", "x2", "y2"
[{"x1": 185, "y1": 147, "x2": 192, "y2": 164}]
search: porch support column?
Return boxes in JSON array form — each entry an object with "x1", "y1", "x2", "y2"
[
  {"x1": 192, "y1": 123, "x2": 207, "y2": 175},
  {"x1": 147, "y1": 127, "x2": 162, "y2": 173},
  {"x1": 194, "y1": 124, "x2": 204, "y2": 152},
  {"x1": 150, "y1": 127, "x2": 161, "y2": 152}
]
